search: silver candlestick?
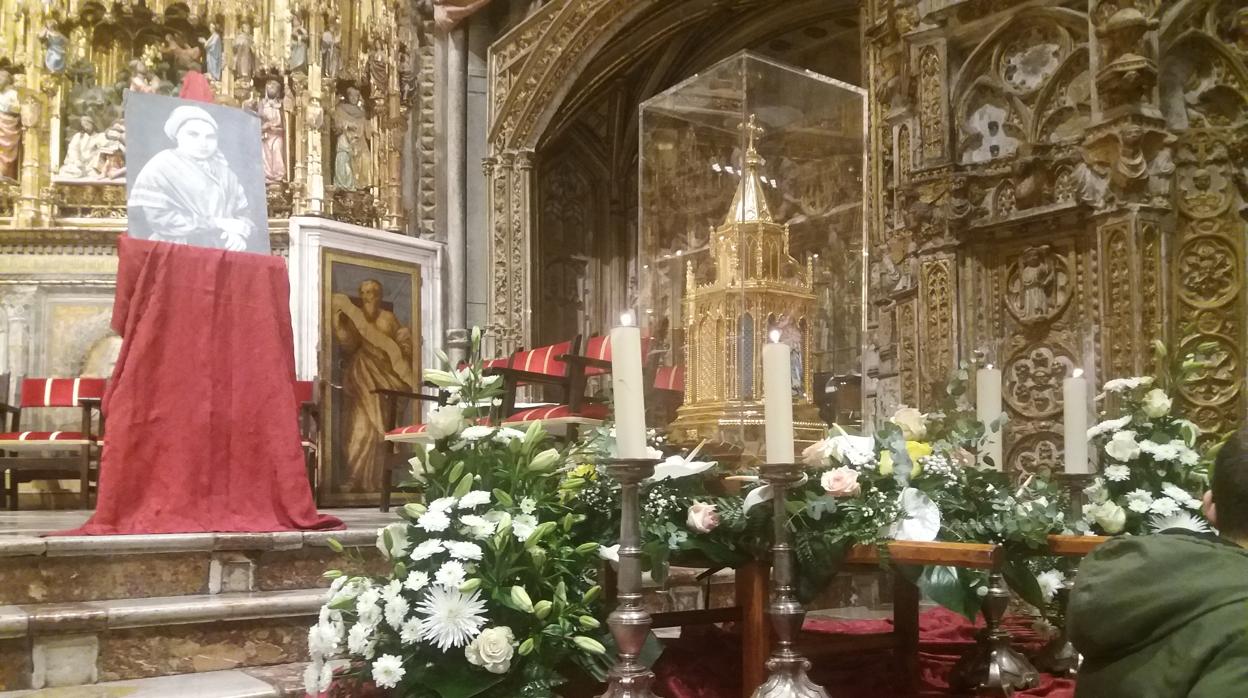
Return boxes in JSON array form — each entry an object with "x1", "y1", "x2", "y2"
[
  {"x1": 600, "y1": 458, "x2": 660, "y2": 698},
  {"x1": 950, "y1": 570, "x2": 1040, "y2": 693},
  {"x1": 752, "y1": 462, "x2": 829, "y2": 698}
]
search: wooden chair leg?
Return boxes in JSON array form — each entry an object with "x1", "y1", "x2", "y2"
[
  {"x1": 80, "y1": 446, "x2": 91, "y2": 509},
  {"x1": 380, "y1": 447, "x2": 393, "y2": 513},
  {"x1": 737, "y1": 559, "x2": 771, "y2": 697},
  {"x1": 893, "y1": 568, "x2": 921, "y2": 697},
  {"x1": 7, "y1": 473, "x2": 18, "y2": 511}
]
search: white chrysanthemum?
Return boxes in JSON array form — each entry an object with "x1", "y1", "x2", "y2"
[
  {"x1": 1149, "y1": 511, "x2": 1211, "y2": 533},
  {"x1": 384, "y1": 596, "x2": 410, "y2": 631},
  {"x1": 1161, "y1": 483, "x2": 1199, "y2": 508},
  {"x1": 418, "y1": 510, "x2": 452, "y2": 533},
  {"x1": 519, "y1": 497, "x2": 537, "y2": 514},
  {"x1": 1103, "y1": 464, "x2": 1131, "y2": 482},
  {"x1": 1124, "y1": 488, "x2": 1152, "y2": 505},
  {"x1": 400, "y1": 617, "x2": 422, "y2": 645},
  {"x1": 1149, "y1": 497, "x2": 1182, "y2": 517},
  {"x1": 415, "y1": 587, "x2": 488, "y2": 650},
  {"x1": 1127, "y1": 498, "x2": 1152, "y2": 514},
  {"x1": 380, "y1": 579, "x2": 403, "y2": 604},
  {"x1": 303, "y1": 658, "x2": 334, "y2": 695},
  {"x1": 401, "y1": 573, "x2": 428, "y2": 595},
  {"x1": 355, "y1": 589, "x2": 383, "y2": 629},
  {"x1": 1087, "y1": 415, "x2": 1133, "y2": 440},
  {"x1": 458, "y1": 490, "x2": 492, "y2": 509},
  {"x1": 371, "y1": 654, "x2": 406, "y2": 689},
  {"x1": 308, "y1": 621, "x2": 340, "y2": 658},
  {"x1": 1178, "y1": 447, "x2": 1200, "y2": 466},
  {"x1": 512, "y1": 514, "x2": 539, "y2": 541},
  {"x1": 492, "y1": 427, "x2": 526, "y2": 444},
  {"x1": 459, "y1": 514, "x2": 495, "y2": 539},
  {"x1": 347, "y1": 621, "x2": 377, "y2": 658},
  {"x1": 410, "y1": 539, "x2": 445, "y2": 561},
  {"x1": 1036, "y1": 570, "x2": 1066, "y2": 604},
  {"x1": 446, "y1": 541, "x2": 484, "y2": 561},
  {"x1": 429, "y1": 496, "x2": 458, "y2": 512},
  {"x1": 435, "y1": 560, "x2": 468, "y2": 588}
]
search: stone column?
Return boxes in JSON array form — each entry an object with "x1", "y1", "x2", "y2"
[
  {"x1": 0, "y1": 285, "x2": 37, "y2": 396},
  {"x1": 445, "y1": 25, "x2": 469, "y2": 363}
]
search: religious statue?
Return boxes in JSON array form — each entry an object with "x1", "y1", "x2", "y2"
[
  {"x1": 289, "y1": 18, "x2": 309, "y2": 73},
  {"x1": 233, "y1": 23, "x2": 256, "y2": 81},
  {"x1": 163, "y1": 33, "x2": 202, "y2": 73},
  {"x1": 775, "y1": 314, "x2": 804, "y2": 396},
  {"x1": 258, "y1": 79, "x2": 286, "y2": 182},
  {"x1": 127, "y1": 60, "x2": 159, "y2": 94},
  {"x1": 1016, "y1": 246, "x2": 1054, "y2": 321},
  {"x1": 331, "y1": 279, "x2": 414, "y2": 492},
  {"x1": 333, "y1": 87, "x2": 372, "y2": 190},
  {"x1": 368, "y1": 34, "x2": 389, "y2": 96},
  {"x1": 39, "y1": 21, "x2": 69, "y2": 74},
  {"x1": 58, "y1": 115, "x2": 108, "y2": 179},
  {"x1": 0, "y1": 70, "x2": 19, "y2": 181},
  {"x1": 200, "y1": 23, "x2": 224, "y2": 81},
  {"x1": 321, "y1": 24, "x2": 341, "y2": 79},
  {"x1": 398, "y1": 44, "x2": 418, "y2": 107},
  {"x1": 97, "y1": 119, "x2": 126, "y2": 180}
]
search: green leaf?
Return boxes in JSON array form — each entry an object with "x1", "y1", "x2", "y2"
[
  {"x1": 326, "y1": 538, "x2": 344, "y2": 553},
  {"x1": 918, "y1": 565, "x2": 982, "y2": 621},
  {"x1": 493, "y1": 488, "x2": 515, "y2": 508},
  {"x1": 687, "y1": 536, "x2": 748, "y2": 567},
  {"x1": 410, "y1": 660, "x2": 504, "y2": 698},
  {"x1": 453, "y1": 472, "x2": 474, "y2": 498},
  {"x1": 1002, "y1": 559, "x2": 1045, "y2": 612}
]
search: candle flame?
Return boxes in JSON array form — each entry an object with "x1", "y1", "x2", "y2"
[
  {"x1": 1072, "y1": 368, "x2": 1084, "y2": 378},
  {"x1": 769, "y1": 329, "x2": 781, "y2": 343},
  {"x1": 985, "y1": 363, "x2": 995, "y2": 370},
  {"x1": 619, "y1": 312, "x2": 634, "y2": 327}
]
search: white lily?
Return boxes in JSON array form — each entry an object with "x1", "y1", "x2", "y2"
[{"x1": 649, "y1": 440, "x2": 715, "y2": 481}]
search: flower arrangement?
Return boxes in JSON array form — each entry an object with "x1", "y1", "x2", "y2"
[
  {"x1": 307, "y1": 330, "x2": 612, "y2": 698},
  {"x1": 1081, "y1": 344, "x2": 1213, "y2": 536}
]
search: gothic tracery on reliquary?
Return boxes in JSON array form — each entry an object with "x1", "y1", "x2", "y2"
[{"x1": 867, "y1": 0, "x2": 1248, "y2": 471}]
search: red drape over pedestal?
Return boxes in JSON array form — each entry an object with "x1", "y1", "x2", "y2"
[{"x1": 57, "y1": 237, "x2": 342, "y2": 535}]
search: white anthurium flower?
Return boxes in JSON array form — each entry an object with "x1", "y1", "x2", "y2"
[
  {"x1": 830, "y1": 434, "x2": 876, "y2": 467},
  {"x1": 891, "y1": 488, "x2": 941, "y2": 542},
  {"x1": 597, "y1": 544, "x2": 620, "y2": 563},
  {"x1": 650, "y1": 454, "x2": 715, "y2": 481},
  {"x1": 1104, "y1": 430, "x2": 1141, "y2": 462},
  {"x1": 738, "y1": 473, "x2": 809, "y2": 514},
  {"x1": 801, "y1": 438, "x2": 836, "y2": 467},
  {"x1": 1140, "y1": 388, "x2": 1173, "y2": 418}
]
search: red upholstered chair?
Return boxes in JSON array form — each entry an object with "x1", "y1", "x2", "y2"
[
  {"x1": 376, "y1": 383, "x2": 455, "y2": 512},
  {"x1": 293, "y1": 380, "x2": 320, "y2": 501},
  {"x1": 649, "y1": 365, "x2": 685, "y2": 429},
  {"x1": 0, "y1": 376, "x2": 106, "y2": 509}
]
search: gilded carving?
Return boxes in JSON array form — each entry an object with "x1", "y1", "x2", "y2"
[
  {"x1": 897, "y1": 299, "x2": 918, "y2": 404},
  {"x1": 1102, "y1": 225, "x2": 1134, "y2": 378},
  {"x1": 1006, "y1": 245, "x2": 1071, "y2": 325},
  {"x1": 1004, "y1": 344, "x2": 1067, "y2": 419},
  {"x1": 920, "y1": 258, "x2": 953, "y2": 405},
  {"x1": 918, "y1": 45, "x2": 944, "y2": 162}
]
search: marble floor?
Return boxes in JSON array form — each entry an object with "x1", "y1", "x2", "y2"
[{"x1": 0, "y1": 508, "x2": 395, "y2": 539}]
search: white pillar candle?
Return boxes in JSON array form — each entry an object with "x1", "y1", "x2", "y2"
[
  {"x1": 976, "y1": 364, "x2": 1004, "y2": 470},
  {"x1": 763, "y1": 330, "x2": 795, "y2": 463},
  {"x1": 1063, "y1": 368, "x2": 1089, "y2": 474},
  {"x1": 610, "y1": 313, "x2": 648, "y2": 459}
]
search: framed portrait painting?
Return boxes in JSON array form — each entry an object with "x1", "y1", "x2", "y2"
[{"x1": 319, "y1": 249, "x2": 422, "y2": 507}]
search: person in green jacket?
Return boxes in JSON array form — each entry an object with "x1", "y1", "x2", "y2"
[{"x1": 1068, "y1": 430, "x2": 1248, "y2": 697}]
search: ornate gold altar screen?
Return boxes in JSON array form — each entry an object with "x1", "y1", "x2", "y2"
[
  {"x1": 0, "y1": 0, "x2": 431, "y2": 232},
  {"x1": 639, "y1": 52, "x2": 867, "y2": 456}
]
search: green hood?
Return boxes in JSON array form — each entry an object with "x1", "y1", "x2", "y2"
[{"x1": 1070, "y1": 531, "x2": 1248, "y2": 661}]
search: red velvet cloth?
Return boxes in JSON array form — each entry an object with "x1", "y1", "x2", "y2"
[
  {"x1": 178, "y1": 70, "x2": 215, "y2": 103},
  {"x1": 56, "y1": 237, "x2": 342, "y2": 535},
  {"x1": 654, "y1": 608, "x2": 1076, "y2": 697}
]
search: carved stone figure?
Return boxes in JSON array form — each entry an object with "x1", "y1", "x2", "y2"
[
  {"x1": 1016, "y1": 246, "x2": 1054, "y2": 321},
  {"x1": 333, "y1": 87, "x2": 372, "y2": 190},
  {"x1": 258, "y1": 80, "x2": 286, "y2": 182},
  {"x1": 321, "y1": 25, "x2": 341, "y2": 79},
  {"x1": 128, "y1": 60, "x2": 159, "y2": 94},
  {"x1": 289, "y1": 20, "x2": 309, "y2": 73},
  {"x1": 98, "y1": 119, "x2": 126, "y2": 180},
  {"x1": 58, "y1": 115, "x2": 108, "y2": 179},
  {"x1": 163, "y1": 33, "x2": 202, "y2": 72},
  {"x1": 398, "y1": 44, "x2": 418, "y2": 107},
  {"x1": 368, "y1": 34, "x2": 389, "y2": 95},
  {"x1": 200, "y1": 23, "x2": 224, "y2": 81},
  {"x1": 39, "y1": 21, "x2": 68, "y2": 74},
  {"x1": 233, "y1": 23, "x2": 256, "y2": 81},
  {"x1": 0, "y1": 70, "x2": 19, "y2": 181}
]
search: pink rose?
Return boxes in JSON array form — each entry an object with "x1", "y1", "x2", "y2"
[
  {"x1": 820, "y1": 467, "x2": 861, "y2": 497},
  {"x1": 686, "y1": 501, "x2": 720, "y2": 533}
]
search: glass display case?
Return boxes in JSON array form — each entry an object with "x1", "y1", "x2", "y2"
[{"x1": 638, "y1": 51, "x2": 866, "y2": 462}]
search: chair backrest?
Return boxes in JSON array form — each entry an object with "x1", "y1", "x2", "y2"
[
  {"x1": 512, "y1": 339, "x2": 577, "y2": 378},
  {"x1": 654, "y1": 365, "x2": 685, "y2": 393},
  {"x1": 581, "y1": 334, "x2": 655, "y2": 376},
  {"x1": 19, "y1": 377, "x2": 107, "y2": 408}
]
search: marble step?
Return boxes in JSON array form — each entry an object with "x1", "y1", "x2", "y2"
[
  {"x1": 0, "y1": 589, "x2": 327, "y2": 691},
  {"x1": 0, "y1": 528, "x2": 388, "y2": 606},
  {"x1": 0, "y1": 661, "x2": 313, "y2": 697}
]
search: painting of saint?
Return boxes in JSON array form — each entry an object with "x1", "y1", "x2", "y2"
[
  {"x1": 124, "y1": 92, "x2": 269, "y2": 253},
  {"x1": 321, "y1": 251, "x2": 421, "y2": 504}
]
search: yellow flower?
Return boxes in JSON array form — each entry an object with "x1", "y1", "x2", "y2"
[
  {"x1": 878, "y1": 450, "x2": 894, "y2": 476},
  {"x1": 906, "y1": 441, "x2": 932, "y2": 479}
]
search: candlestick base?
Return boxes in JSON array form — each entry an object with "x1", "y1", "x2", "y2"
[
  {"x1": 751, "y1": 652, "x2": 829, "y2": 698},
  {"x1": 950, "y1": 572, "x2": 1040, "y2": 694},
  {"x1": 1035, "y1": 581, "x2": 1081, "y2": 677}
]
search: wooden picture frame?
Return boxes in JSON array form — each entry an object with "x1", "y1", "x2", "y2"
[{"x1": 319, "y1": 248, "x2": 422, "y2": 507}]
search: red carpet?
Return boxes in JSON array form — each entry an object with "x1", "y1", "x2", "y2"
[{"x1": 654, "y1": 608, "x2": 1076, "y2": 697}]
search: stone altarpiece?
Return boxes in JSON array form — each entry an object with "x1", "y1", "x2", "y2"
[{"x1": 865, "y1": 0, "x2": 1248, "y2": 471}]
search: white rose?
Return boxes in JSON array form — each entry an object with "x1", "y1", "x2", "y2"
[
  {"x1": 1104, "y1": 430, "x2": 1141, "y2": 462},
  {"x1": 1140, "y1": 388, "x2": 1173, "y2": 419},
  {"x1": 375, "y1": 523, "x2": 410, "y2": 560},
  {"x1": 686, "y1": 501, "x2": 721, "y2": 533},
  {"x1": 1092, "y1": 501, "x2": 1127, "y2": 534},
  {"x1": 427, "y1": 404, "x2": 465, "y2": 440},
  {"x1": 890, "y1": 406, "x2": 928, "y2": 441},
  {"x1": 465, "y1": 626, "x2": 516, "y2": 674}
]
